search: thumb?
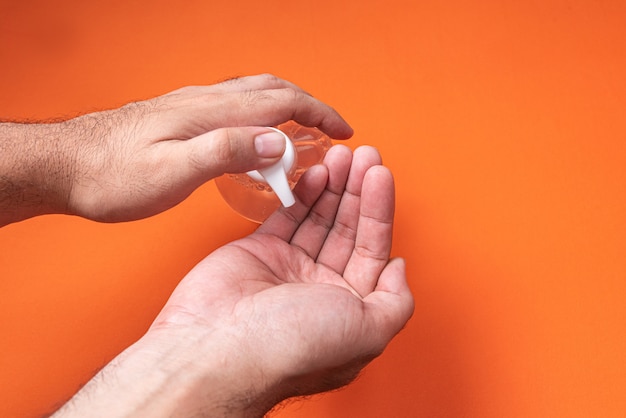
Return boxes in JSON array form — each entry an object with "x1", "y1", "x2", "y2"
[
  {"x1": 181, "y1": 126, "x2": 286, "y2": 181},
  {"x1": 363, "y1": 258, "x2": 415, "y2": 343}
]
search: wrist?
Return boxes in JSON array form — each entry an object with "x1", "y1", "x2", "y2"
[
  {"x1": 140, "y1": 326, "x2": 288, "y2": 417},
  {"x1": 53, "y1": 326, "x2": 286, "y2": 418},
  {"x1": 0, "y1": 121, "x2": 77, "y2": 225}
]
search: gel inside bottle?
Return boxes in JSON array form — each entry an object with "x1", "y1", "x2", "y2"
[{"x1": 215, "y1": 121, "x2": 333, "y2": 223}]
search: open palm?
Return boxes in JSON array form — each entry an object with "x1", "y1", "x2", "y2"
[{"x1": 151, "y1": 145, "x2": 414, "y2": 401}]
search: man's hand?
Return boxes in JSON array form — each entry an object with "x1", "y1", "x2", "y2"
[
  {"x1": 0, "y1": 74, "x2": 353, "y2": 225},
  {"x1": 53, "y1": 145, "x2": 414, "y2": 417}
]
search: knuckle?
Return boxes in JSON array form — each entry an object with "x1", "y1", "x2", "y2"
[
  {"x1": 212, "y1": 130, "x2": 238, "y2": 162},
  {"x1": 307, "y1": 207, "x2": 335, "y2": 230},
  {"x1": 354, "y1": 241, "x2": 390, "y2": 261},
  {"x1": 257, "y1": 73, "x2": 281, "y2": 85},
  {"x1": 332, "y1": 218, "x2": 358, "y2": 242},
  {"x1": 285, "y1": 86, "x2": 300, "y2": 103},
  {"x1": 240, "y1": 89, "x2": 272, "y2": 108}
]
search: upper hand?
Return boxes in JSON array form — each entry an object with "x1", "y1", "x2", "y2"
[{"x1": 65, "y1": 74, "x2": 353, "y2": 222}]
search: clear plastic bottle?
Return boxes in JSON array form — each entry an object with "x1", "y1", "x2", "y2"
[{"x1": 215, "y1": 120, "x2": 333, "y2": 223}]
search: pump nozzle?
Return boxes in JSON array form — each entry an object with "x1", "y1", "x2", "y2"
[{"x1": 247, "y1": 128, "x2": 296, "y2": 207}]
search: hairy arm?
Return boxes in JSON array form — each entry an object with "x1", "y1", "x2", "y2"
[
  {"x1": 0, "y1": 121, "x2": 77, "y2": 226},
  {"x1": 51, "y1": 328, "x2": 280, "y2": 418},
  {"x1": 1, "y1": 74, "x2": 353, "y2": 227}
]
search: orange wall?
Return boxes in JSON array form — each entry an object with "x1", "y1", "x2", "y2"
[{"x1": 2, "y1": 0, "x2": 626, "y2": 416}]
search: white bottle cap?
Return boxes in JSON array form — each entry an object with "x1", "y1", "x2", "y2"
[{"x1": 247, "y1": 127, "x2": 296, "y2": 207}]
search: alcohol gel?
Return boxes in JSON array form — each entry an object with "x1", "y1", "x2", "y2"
[{"x1": 215, "y1": 121, "x2": 332, "y2": 223}]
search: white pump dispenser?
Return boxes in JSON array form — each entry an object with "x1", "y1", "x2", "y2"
[
  {"x1": 246, "y1": 127, "x2": 296, "y2": 207},
  {"x1": 215, "y1": 121, "x2": 333, "y2": 223}
]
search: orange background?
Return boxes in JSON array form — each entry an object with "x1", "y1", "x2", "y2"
[{"x1": 2, "y1": 0, "x2": 626, "y2": 416}]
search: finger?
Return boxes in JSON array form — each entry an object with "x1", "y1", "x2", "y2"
[
  {"x1": 236, "y1": 88, "x2": 354, "y2": 139},
  {"x1": 169, "y1": 126, "x2": 287, "y2": 184},
  {"x1": 288, "y1": 145, "x2": 353, "y2": 258},
  {"x1": 164, "y1": 87, "x2": 353, "y2": 140},
  {"x1": 210, "y1": 73, "x2": 312, "y2": 96},
  {"x1": 362, "y1": 258, "x2": 415, "y2": 345},
  {"x1": 256, "y1": 164, "x2": 329, "y2": 242},
  {"x1": 316, "y1": 146, "x2": 383, "y2": 274},
  {"x1": 342, "y1": 165, "x2": 395, "y2": 297},
  {"x1": 165, "y1": 73, "x2": 310, "y2": 97}
]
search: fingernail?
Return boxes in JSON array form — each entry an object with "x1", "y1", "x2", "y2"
[{"x1": 255, "y1": 131, "x2": 286, "y2": 157}]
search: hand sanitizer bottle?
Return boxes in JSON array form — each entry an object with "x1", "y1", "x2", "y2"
[{"x1": 215, "y1": 121, "x2": 333, "y2": 223}]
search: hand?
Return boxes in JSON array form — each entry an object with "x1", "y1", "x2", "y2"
[
  {"x1": 151, "y1": 145, "x2": 414, "y2": 414},
  {"x1": 66, "y1": 74, "x2": 352, "y2": 222},
  {"x1": 0, "y1": 74, "x2": 352, "y2": 225},
  {"x1": 52, "y1": 145, "x2": 414, "y2": 417}
]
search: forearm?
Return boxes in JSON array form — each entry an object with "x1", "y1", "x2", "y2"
[
  {"x1": 0, "y1": 122, "x2": 76, "y2": 226},
  {"x1": 51, "y1": 328, "x2": 285, "y2": 418}
]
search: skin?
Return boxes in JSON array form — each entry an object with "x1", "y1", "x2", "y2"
[
  {"x1": 0, "y1": 74, "x2": 353, "y2": 225},
  {"x1": 0, "y1": 74, "x2": 414, "y2": 417}
]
